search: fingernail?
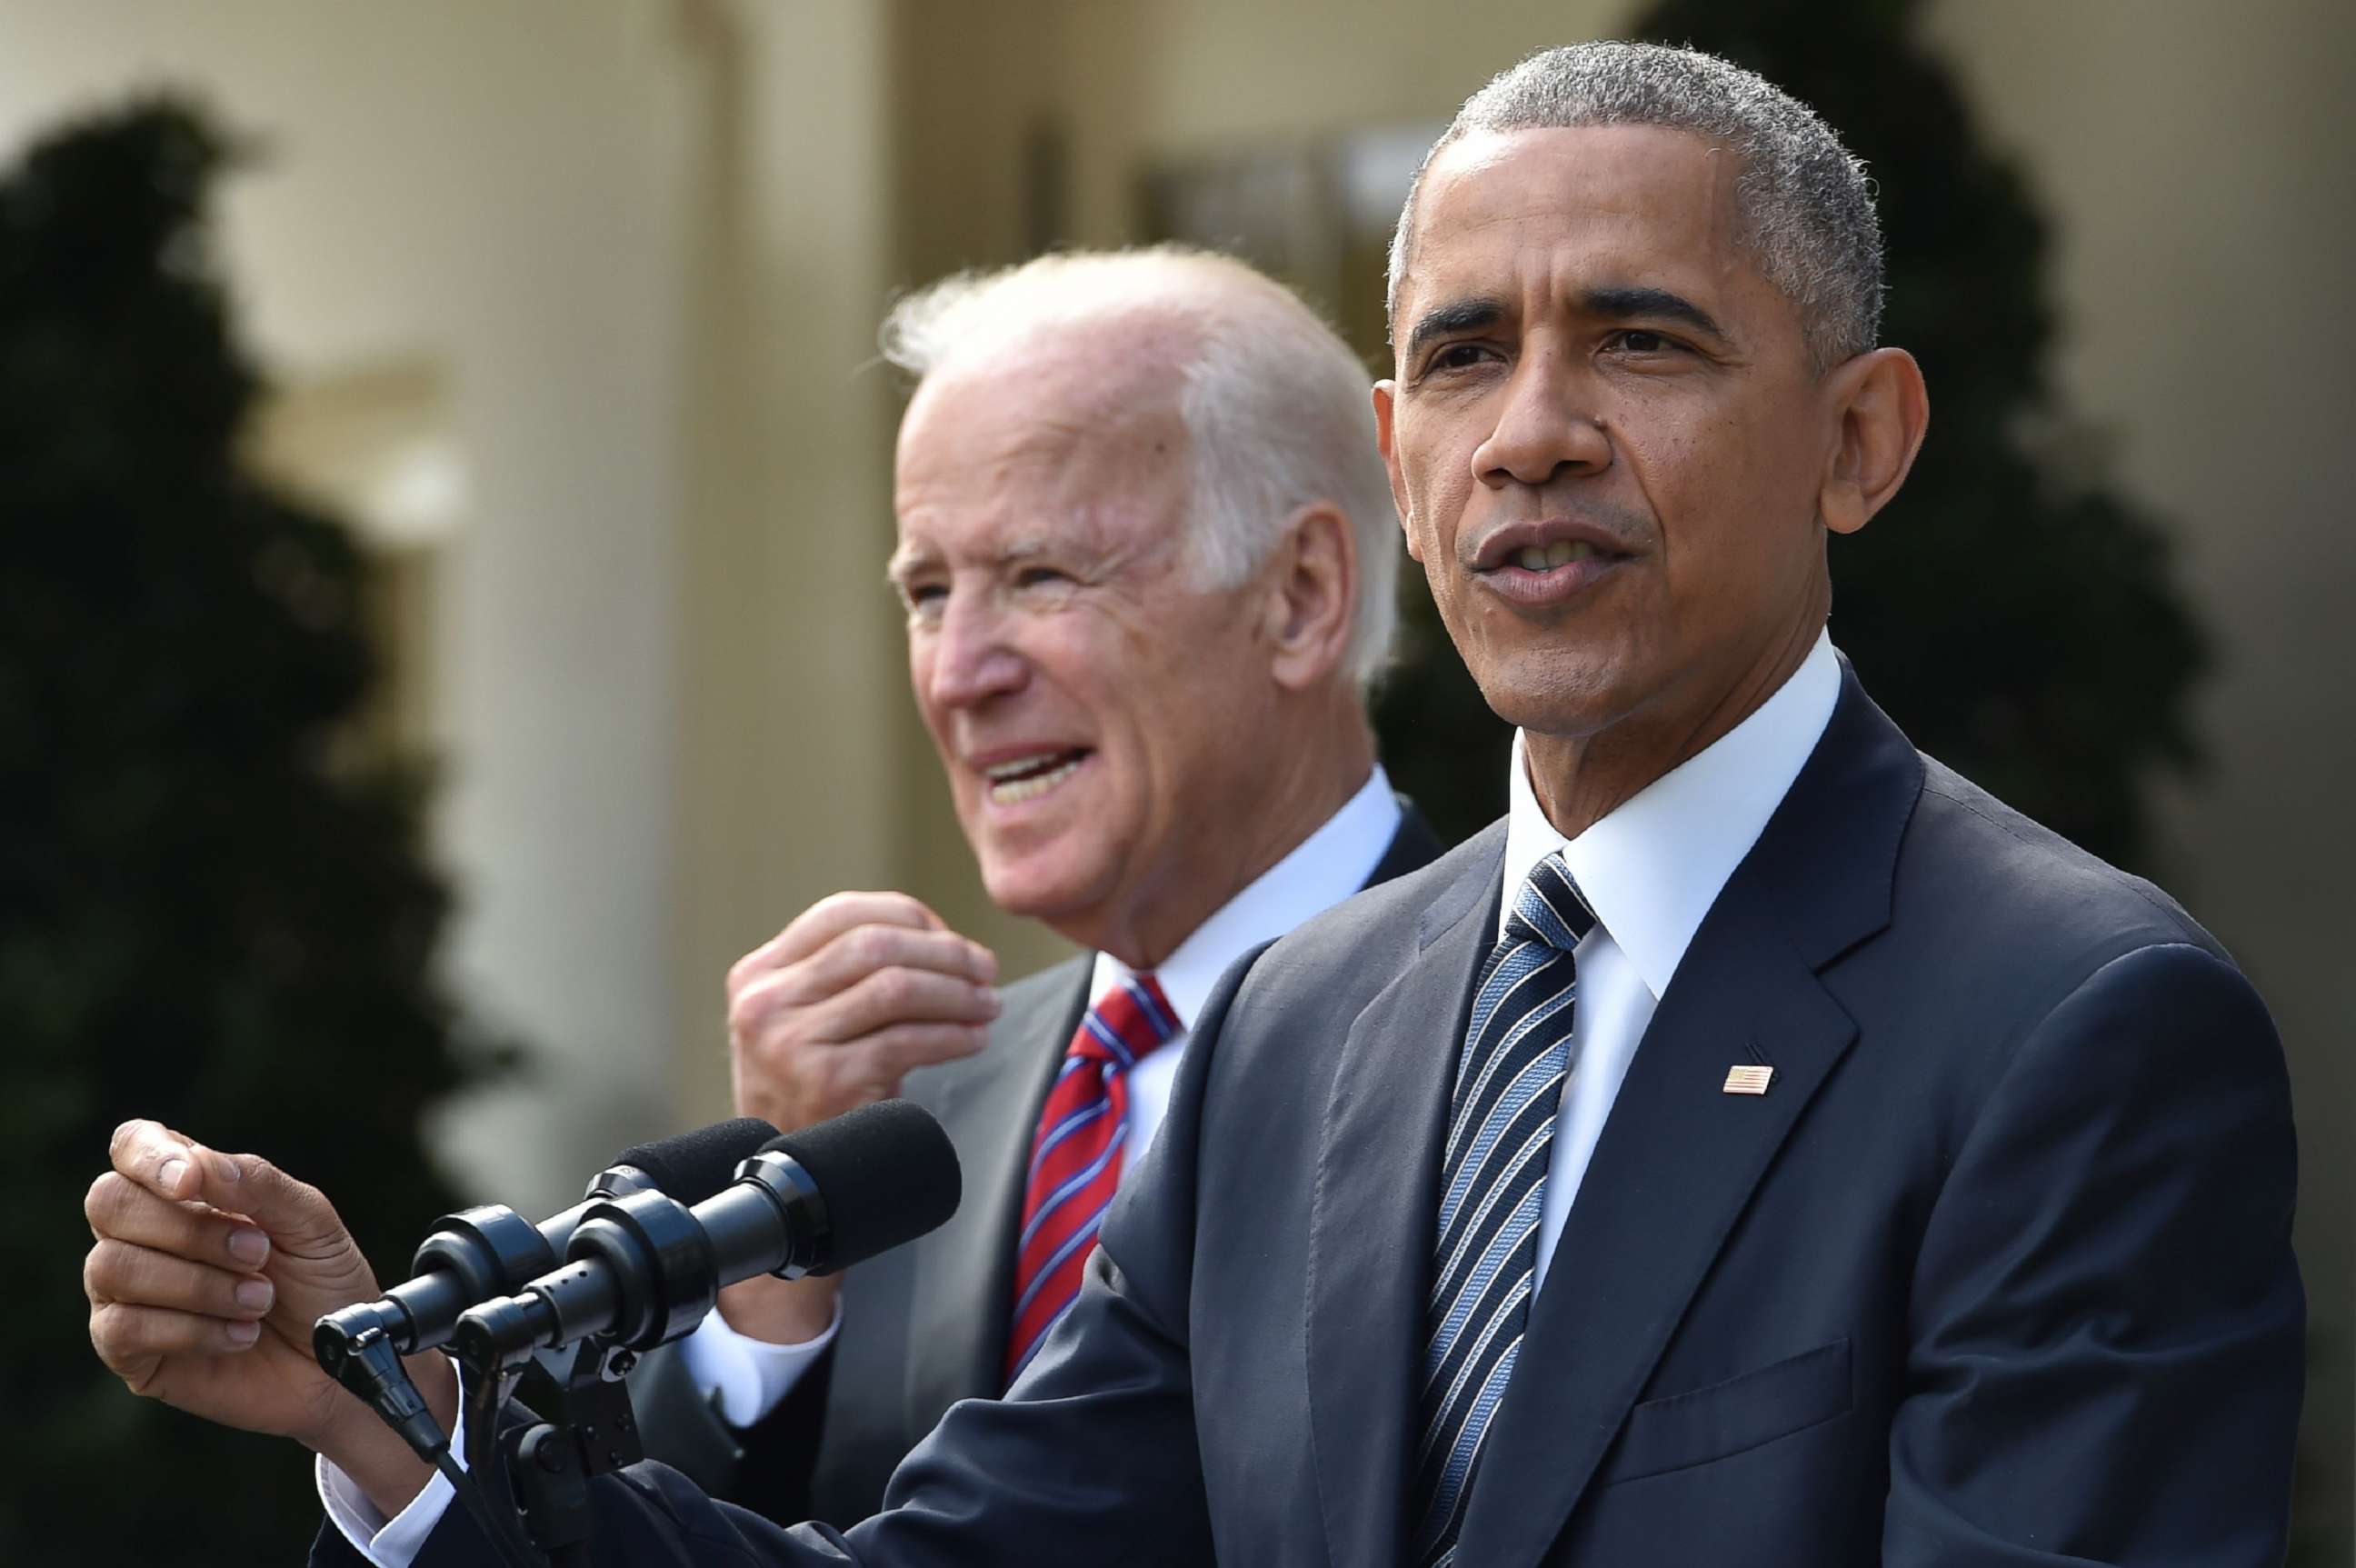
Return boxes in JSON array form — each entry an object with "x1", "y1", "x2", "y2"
[
  {"x1": 235, "y1": 1278, "x2": 274, "y2": 1312},
  {"x1": 227, "y1": 1228, "x2": 269, "y2": 1266},
  {"x1": 225, "y1": 1319, "x2": 261, "y2": 1346},
  {"x1": 157, "y1": 1158, "x2": 187, "y2": 1193},
  {"x1": 212, "y1": 1152, "x2": 243, "y2": 1183},
  {"x1": 980, "y1": 985, "x2": 1001, "y2": 1010}
]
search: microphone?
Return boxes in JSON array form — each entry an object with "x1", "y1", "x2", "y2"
[
  {"x1": 451, "y1": 1099, "x2": 960, "y2": 1364},
  {"x1": 312, "y1": 1116, "x2": 779, "y2": 1453}
]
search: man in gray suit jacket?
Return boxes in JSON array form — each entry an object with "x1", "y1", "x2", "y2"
[
  {"x1": 624, "y1": 248, "x2": 1442, "y2": 1526},
  {"x1": 640, "y1": 803, "x2": 1437, "y2": 1526},
  {"x1": 90, "y1": 45, "x2": 2302, "y2": 1566}
]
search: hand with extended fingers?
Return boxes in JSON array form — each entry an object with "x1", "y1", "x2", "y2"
[{"x1": 83, "y1": 1118, "x2": 451, "y2": 1519}]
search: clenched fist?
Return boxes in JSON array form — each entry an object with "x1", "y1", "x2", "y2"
[
  {"x1": 716, "y1": 892, "x2": 999, "y2": 1346},
  {"x1": 84, "y1": 1119, "x2": 451, "y2": 1520},
  {"x1": 726, "y1": 891, "x2": 1000, "y2": 1134}
]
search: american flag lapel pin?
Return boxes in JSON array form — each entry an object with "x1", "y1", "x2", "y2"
[{"x1": 1722, "y1": 1063, "x2": 1775, "y2": 1095}]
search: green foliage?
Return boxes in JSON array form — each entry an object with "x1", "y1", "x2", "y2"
[
  {"x1": 1375, "y1": 0, "x2": 2205, "y2": 869},
  {"x1": 0, "y1": 100, "x2": 494, "y2": 1563}
]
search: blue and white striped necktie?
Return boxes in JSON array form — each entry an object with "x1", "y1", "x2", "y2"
[{"x1": 1410, "y1": 849, "x2": 1596, "y2": 1566}]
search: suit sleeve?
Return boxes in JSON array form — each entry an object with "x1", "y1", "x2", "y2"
[
  {"x1": 1882, "y1": 941, "x2": 2304, "y2": 1566},
  {"x1": 311, "y1": 964, "x2": 1248, "y2": 1568}
]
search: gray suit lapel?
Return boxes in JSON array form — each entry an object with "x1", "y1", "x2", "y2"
[
  {"x1": 902, "y1": 959, "x2": 1090, "y2": 1420},
  {"x1": 903, "y1": 798, "x2": 1445, "y2": 1428},
  {"x1": 1305, "y1": 827, "x2": 1504, "y2": 1568}
]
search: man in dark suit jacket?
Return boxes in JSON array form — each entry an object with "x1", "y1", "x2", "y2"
[{"x1": 87, "y1": 43, "x2": 2301, "y2": 1566}]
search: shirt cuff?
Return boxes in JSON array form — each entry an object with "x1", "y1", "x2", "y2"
[
  {"x1": 675, "y1": 1294, "x2": 844, "y2": 1427},
  {"x1": 316, "y1": 1428, "x2": 460, "y2": 1568}
]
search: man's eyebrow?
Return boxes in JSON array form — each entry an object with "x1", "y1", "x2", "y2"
[
  {"x1": 1579, "y1": 285, "x2": 1730, "y2": 343},
  {"x1": 1403, "y1": 298, "x2": 1506, "y2": 362},
  {"x1": 884, "y1": 535, "x2": 1062, "y2": 584}
]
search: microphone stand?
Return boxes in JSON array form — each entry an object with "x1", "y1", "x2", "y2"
[
  {"x1": 498, "y1": 1337, "x2": 647, "y2": 1568},
  {"x1": 457, "y1": 1323, "x2": 647, "y2": 1568}
]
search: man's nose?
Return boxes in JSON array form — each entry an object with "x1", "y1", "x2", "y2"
[
  {"x1": 923, "y1": 591, "x2": 1029, "y2": 710},
  {"x1": 1472, "y1": 351, "x2": 1613, "y2": 488}
]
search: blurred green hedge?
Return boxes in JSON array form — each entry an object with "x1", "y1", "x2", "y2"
[{"x1": 0, "y1": 102, "x2": 496, "y2": 1563}]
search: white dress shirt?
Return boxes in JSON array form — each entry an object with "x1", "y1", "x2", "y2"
[
  {"x1": 1507, "y1": 631, "x2": 1840, "y2": 1289},
  {"x1": 322, "y1": 767, "x2": 1404, "y2": 1563}
]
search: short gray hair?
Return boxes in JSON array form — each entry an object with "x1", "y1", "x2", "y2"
[
  {"x1": 882, "y1": 246, "x2": 1399, "y2": 688},
  {"x1": 1388, "y1": 43, "x2": 1882, "y2": 372}
]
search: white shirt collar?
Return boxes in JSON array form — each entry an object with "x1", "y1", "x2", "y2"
[
  {"x1": 1502, "y1": 632, "x2": 1842, "y2": 998},
  {"x1": 1093, "y1": 764, "x2": 1403, "y2": 1030}
]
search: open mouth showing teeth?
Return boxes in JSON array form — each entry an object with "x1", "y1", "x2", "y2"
[
  {"x1": 983, "y1": 749, "x2": 1090, "y2": 804},
  {"x1": 1509, "y1": 540, "x2": 1602, "y2": 571}
]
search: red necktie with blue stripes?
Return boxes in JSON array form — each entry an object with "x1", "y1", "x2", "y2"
[{"x1": 1004, "y1": 974, "x2": 1180, "y2": 1386}]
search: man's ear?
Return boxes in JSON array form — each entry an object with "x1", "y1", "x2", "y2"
[
  {"x1": 1373, "y1": 381, "x2": 1421, "y2": 562},
  {"x1": 1819, "y1": 347, "x2": 1930, "y2": 535},
  {"x1": 1264, "y1": 501, "x2": 1356, "y2": 692}
]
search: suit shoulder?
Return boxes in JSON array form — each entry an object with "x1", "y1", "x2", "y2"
[
  {"x1": 1000, "y1": 954, "x2": 1092, "y2": 1013},
  {"x1": 1898, "y1": 756, "x2": 2241, "y2": 994},
  {"x1": 1227, "y1": 820, "x2": 1505, "y2": 1007}
]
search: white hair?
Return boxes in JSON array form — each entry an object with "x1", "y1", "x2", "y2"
[
  {"x1": 880, "y1": 246, "x2": 1400, "y2": 689},
  {"x1": 1389, "y1": 42, "x2": 1884, "y2": 373}
]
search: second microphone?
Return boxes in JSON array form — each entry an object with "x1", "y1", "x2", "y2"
[{"x1": 450, "y1": 1098, "x2": 962, "y2": 1366}]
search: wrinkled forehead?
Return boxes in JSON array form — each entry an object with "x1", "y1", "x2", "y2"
[
  {"x1": 892, "y1": 315, "x2": 1198, "y2": 564},
  {"x1": 900, "y1": 305, "x2": 1198, "y2": 461},
  {"x1": 915, "y1": 301, "x2": 1198, "y2": 425}
]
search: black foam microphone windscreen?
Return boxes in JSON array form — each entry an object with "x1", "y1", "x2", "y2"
[
  {"x1": 614, "y1": 1115, "x2": 782, "y2": 1203},
  {"x1": 768, "y1": 1099, "x2": 962, "y2": 1273}
]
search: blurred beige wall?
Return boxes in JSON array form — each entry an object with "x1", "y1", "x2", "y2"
[
  {"x1": 1933, "y1": 4, "x2": 2354, "y2": 1543},
  {"x1": 0, "y1": 0, "x2": 709, "y2": 1217},
  {"x1": 663, "y1": 0, "x2": 910, "y2": 1150}
]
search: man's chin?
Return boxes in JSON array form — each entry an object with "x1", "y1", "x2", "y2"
[
  {"x1": 979, "y1": 856, "x2": 1116, "y2": 934},
  {"x1": 1463, "y1": 650, "x2": 1641, "y2": 741}
]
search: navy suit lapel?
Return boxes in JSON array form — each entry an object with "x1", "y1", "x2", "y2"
[
  {"x1": 1450, "y1": 895, "x2": 1859, "y2": 1565},
  {"x1": 1306, "y1": 826, "x2": 1504, "y2": 1568},
  {"x1": 1369, "y1": 797, "x2": 1446, "y2": 887},
  {"x1": 1452, "y1": 668, "x2": 1923, "y2": 1568}
]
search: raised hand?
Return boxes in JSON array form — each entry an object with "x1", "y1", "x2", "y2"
[
  {"x1": 717, "y1": 892, "x2": 999, "y2": 1345},
  {"x1": 725, "y1": 891, "x2": 999, "y2": 1134},
  {"x1": 84, "y1": 1119, "x2": 450, "y2": 1516}
]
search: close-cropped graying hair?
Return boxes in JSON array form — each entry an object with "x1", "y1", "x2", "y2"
[
  {"x1": 880, "y1": 246, "x2": 1400, "y2": 690},
  {"x1": 1388, "y1": 43, "x2": 1883, "y2": 372}
]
